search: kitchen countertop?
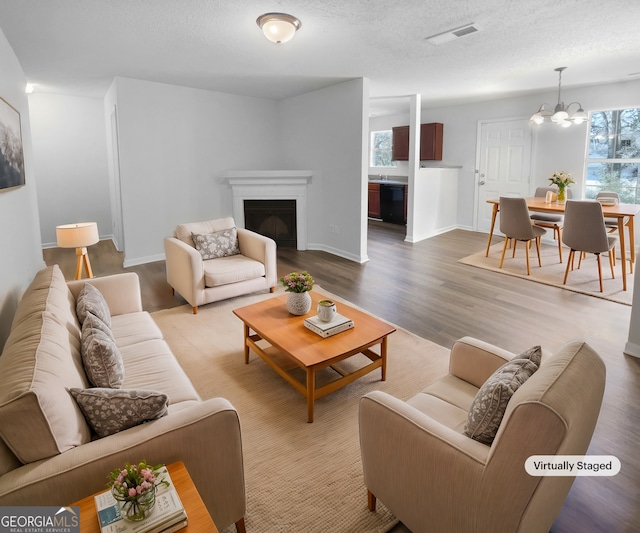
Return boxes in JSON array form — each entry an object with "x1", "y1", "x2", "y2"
[{"x1": 368, "y1": 179, "x2": 407, "y2": 185}]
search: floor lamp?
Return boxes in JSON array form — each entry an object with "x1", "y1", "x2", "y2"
[{"x1": 56, "y1": 222, "x2": 100, "y2": 280}]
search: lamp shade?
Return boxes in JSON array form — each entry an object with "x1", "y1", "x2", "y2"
[{"x1": 56, "y1": 222, "x2": 99, "y2": 248}]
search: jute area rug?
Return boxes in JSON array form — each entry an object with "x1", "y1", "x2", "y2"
[
  {"x1": 151, "y1": 287, "x2": 450, "y2": 533},
  {"x1": 459, "y1": 240, "x2": 633, "y2": 306}
]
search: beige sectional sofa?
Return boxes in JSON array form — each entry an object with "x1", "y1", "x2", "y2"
[{"x1": 0, "y1": 265, "x2": 246, "y2": 532}]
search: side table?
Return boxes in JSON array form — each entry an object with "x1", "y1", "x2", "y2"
[{"x1": 72, "y1": 461, "x2": 218, "y2": 532}]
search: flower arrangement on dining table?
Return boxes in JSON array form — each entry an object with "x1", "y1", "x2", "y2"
[
  {"x1": 108, "y1": 460, "x2": 169, "y2": 521},
  {"x1": 549, "y1": 171, "x2": 575, "y2": 202},
  {"x1": 279, "y1": 271, "x2": 314, "y2": 293}
]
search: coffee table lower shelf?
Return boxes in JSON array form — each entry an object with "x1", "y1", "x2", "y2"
[{"x1": 245, "y1": 329, "x2": 388, "y2": 422}]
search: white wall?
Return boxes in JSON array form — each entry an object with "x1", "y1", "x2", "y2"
[
  {"x1": 279, "y1": 78, "x2": 369, "y2": 262},
  {"x1": 0, "y1": 28, "x2": 44, "y2": 348},
  {"x1": 28, "y1": 93, "x2": 112, "y2": 246},
  {"x1": 111, "y1": 77, "x2": 281, "y2": 266}
]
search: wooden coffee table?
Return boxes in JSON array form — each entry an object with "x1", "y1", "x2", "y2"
[{"x1": 233, "y1": 292, "x2": 395, "y2": 422}]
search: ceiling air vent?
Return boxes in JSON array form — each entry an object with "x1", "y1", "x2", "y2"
[{"x1": 425, "y1": 23, "x2": 479, "y2": 45}]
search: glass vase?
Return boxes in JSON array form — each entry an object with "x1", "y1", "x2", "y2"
[
  {"x1": 112, "y1": 485, "x2": 157, "y2": 521},
  {"x1": 286, "y1": 291, "x2": 312, "y2": 315},
  {"x1": 557, "y1": 187, "x2": 566, "y2": 203}
]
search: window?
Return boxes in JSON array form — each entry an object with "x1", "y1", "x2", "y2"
[
  {"x1": 585, "y1": 108, "x2": 640, "y2": 203},
  {"x1": 370, "y1": 130, "x2": 396, "y2": 168}
]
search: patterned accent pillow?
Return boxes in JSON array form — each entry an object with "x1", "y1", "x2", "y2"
[
  {"x1": 76, "y1": 283, "x2": 111, "y2": 327},
  {"x1": 69, "y1": 388, "x2": 169, "y2": 438},
  {"x1": 192, "y1": 228, "x2": 240, "y2": 259},
  {"x1": 81, "y1": 315, "x2": 124, "y2": 388},
  {"x1": 464, "y1": 346, "x2": 542, "y2": 445}
]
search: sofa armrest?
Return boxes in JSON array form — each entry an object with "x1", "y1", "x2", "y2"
[
  {"x1": 0, "y1": 398, "x2": 245, "y2": 531},
  {"x1": 359, "y1": 391, "x2": 489, "y2": 531},
  {"x1": 67, "y1": 273, "x2": 143, "y2": 316},
  {"x1": 237, "y1": 228, "x2": 277, "y2": 287},
  {"x1": 164, "y1": 237, "x2": 205, "y2": 307},
  {"x1": 448, "y1": 337, "x2": 515, "y2": 388}
]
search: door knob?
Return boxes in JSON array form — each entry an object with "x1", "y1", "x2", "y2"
[{"x1": 479, "y1": 181, "x2": 485, "y2": 186}]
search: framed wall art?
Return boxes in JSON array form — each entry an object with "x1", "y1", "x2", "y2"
[{"x1": 0, "y1": 96, "x2": 26, "y2": 191}]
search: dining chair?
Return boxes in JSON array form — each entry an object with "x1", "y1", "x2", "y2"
[
  {"x1": 530, "y1": 186, "x2": 565, "y2": 262},
  {"x1": 595, "y1": 191, "x2": 627, "y2": 267},
  {"x1": 499, "y1": 197, "x2": 546, "y2": 275},
  {"x1": 562, "y1": 200, "x2": 618, "y2": 292}
]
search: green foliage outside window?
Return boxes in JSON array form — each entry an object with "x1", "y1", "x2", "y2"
[
  {"x1": 586, "y1": 108, "x2": 640, "y2": 203},
  {"x1": 370, "y1": 130, "x2": 396, "y2": 168}
]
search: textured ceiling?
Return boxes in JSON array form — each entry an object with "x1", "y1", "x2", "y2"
[{"x1": 0, "y1": 0, "x2": 639, "y2": 116}]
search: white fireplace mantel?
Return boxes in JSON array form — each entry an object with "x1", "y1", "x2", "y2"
[{"x1": 223, "y1": 170, "x2": 312, "y2": 250}]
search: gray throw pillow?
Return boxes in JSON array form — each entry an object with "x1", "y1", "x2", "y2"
[
  {"x1": 464, "y1": 346, "x2": 542, "y2": 445},
  {"x1": 69, "y1": 388, "x2": 169, "y2": 438},
  {"x1": 192, "y1": 228, "x2": 240, "y2": 259},
  {"x1": 81, "y1": 315, "x2": 124, "y2": 388},
  {"x1": 76, "y1": 283, "x2": 111, "y2": 327}
]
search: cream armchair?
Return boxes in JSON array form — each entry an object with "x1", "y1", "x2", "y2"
[
  {"x1": 359, "y1": 337, "x2": 606, "y2": 533},
  {"x1": 164, "y1": 217, "x2": 277, "y2": 313}
]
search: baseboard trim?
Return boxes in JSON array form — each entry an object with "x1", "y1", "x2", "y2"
[
  {"x1": 623, "y1": 341, "x2": 640, "y2": 359},
  {"x1": 124, "y1": 252, "x2": 166, "y2": 268}
]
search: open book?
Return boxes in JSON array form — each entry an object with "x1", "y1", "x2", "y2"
[{"x1": 95, "y1": 466, "x2": 187, "y2": 533}]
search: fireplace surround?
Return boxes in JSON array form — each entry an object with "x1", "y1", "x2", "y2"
[{"x1": 224, "y1": 170, "x2": 312, "y2": 250}]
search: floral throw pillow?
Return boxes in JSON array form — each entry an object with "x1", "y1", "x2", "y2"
[
  {"x1": 464, "y1": 345, "x2": 542, "y2": 445},
  {"x1": 192, "y1": 228, "x2": 240, "y2": 260},
  {"x1": 69, "y1": 388, "x2": 169, "y2": 438},
  {"x1": 76, "y1": 283, "x2": 111, "y2": 327},
  {"x1": 81, "y1": 314, "x2": 124, "y2": 388}
]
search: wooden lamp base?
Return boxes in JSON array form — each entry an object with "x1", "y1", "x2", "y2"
[{"x1": 75, "y1": 247, "x2": 94, "y2": 280}]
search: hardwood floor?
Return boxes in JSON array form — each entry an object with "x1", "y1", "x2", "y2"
[{"x1": 43, "y1": 221, "x2": 640, "y2": 533}]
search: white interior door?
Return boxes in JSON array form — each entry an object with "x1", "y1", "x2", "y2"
[{"x1": 474, "y1": 119, "x2": 532, "y2": 233}]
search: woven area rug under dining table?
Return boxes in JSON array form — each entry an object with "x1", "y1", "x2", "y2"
[
  {"x1": 151, "y1": 286, "x2": 450, "y2": 533},
  {"x1": 459, "y1": 241, "x2": 634, "y2": 306}
]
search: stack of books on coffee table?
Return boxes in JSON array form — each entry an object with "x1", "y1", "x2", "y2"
[
  {"x1": 95, "y1": 466, "x2": 187, "y2": 533},
  {"x1": 304, "y1": 313, "x2": 354, "y2": 338}
]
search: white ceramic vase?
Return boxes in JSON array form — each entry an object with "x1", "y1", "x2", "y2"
[{"x1": 287, "y1": 292, "x2": 312, "y2": 315}]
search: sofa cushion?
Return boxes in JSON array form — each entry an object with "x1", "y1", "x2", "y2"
[
  {"x1": 81, "y1": 315, "x2": 125, "y2": 388},
  {"x1": 119, "y1": 339, "x2": 201, "y2": 404},
  {"x1": 203, "y1": 255, "x2": 266, "y2": 287},
  {"x1": 111, "y1": 312, "x2": 164, "y2": 348},
  {"x1": 69, "y1": 388, "x2": 169, "y2": 438},
  {"x1": 174, "y1": 217, "x2": 235, "y2": 247},
  {"x1": 464, "y1": 346, "x2": 542, "y2": 445},
  {"x1": 192, "y1": 228, "x2": 240, "y2": 259},
  {"x1": 76, "y1": 283, "x2": 111, "y2": 327},
  {"x1": 0, "y1": 311, "x2": 91, "y2": 463}
]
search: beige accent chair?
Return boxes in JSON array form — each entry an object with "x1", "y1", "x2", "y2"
[
  {"x1": 562, "y1": 200, "x2": 617, "y2": 292},
  {"x1": 359, "y1": 337, "x2": 606, "y2": 533},
  {"x1": 499, "y1": 197, "x2": 546, "y2": 274},
  {"x1": 164, "y1": 217, "x2": 277, "y2": 313}
]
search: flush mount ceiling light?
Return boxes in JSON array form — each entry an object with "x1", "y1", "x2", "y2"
[
  {"x1": 530, "y1": 67, "x2": 587, "y2": 128},
  {"x1": 256, "y1": 12, "x2": 301, "y2": 44}
]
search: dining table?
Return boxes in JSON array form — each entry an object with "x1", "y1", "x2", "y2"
[{"x1": 485, "y1": 197, "x2": 640, "y2": 291}]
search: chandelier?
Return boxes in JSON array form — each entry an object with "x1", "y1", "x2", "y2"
[{"x1": 530, "y1": 67, "x2": 587, "y2": 128}]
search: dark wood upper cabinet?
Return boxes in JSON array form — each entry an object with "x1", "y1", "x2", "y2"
[
  {"x1": 391, "y1": 126, "x2": 410, "y2": 161},
  {"x1": 392, "y1": 123, "x2": 443, "y2": 161}
]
